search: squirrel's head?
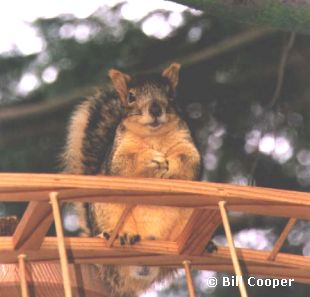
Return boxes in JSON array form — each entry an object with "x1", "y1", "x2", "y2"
[{"x1": 108, "y1": 63, "x2": 181, "y2": 131}]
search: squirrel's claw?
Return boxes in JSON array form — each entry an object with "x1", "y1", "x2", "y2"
[
  {"x1": 148, "y1": 151, "x2": 169, "y2": 173},
  {"x1": 119, "y1": 233, "x2": 141, "y2": 246},
  {"x1": 150, "y1": 154, "x2": 168, "y2": 170},
  {"x1": 99, "y1": 231, "x2": 140, "y2": 246},
  {"x1": 97, "y1": 231, "x2": 116, "y2": 240},
  {"x1": 130, "y1": 234, "x2": 141, "y2": 245},
  {"x1": 102, "y1": 232, "x2": 111, "y2": 240}
]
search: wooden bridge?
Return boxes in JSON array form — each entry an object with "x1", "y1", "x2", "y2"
[{"x1": 0, "y1": 173, "x2": 309, "y2": 297}]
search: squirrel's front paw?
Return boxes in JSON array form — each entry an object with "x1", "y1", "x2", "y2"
[
  {"x1": 119, "y1": 233, "x2": 141, "y2": 246},
  {"x1": 98, "y1": 231, "x2": 141, "y2": 246},
  {"x1": 97, "y1": 231, "x2": 113, "y2": 241},
  {"x1": 147, "y1": 151, "x2": 169, "y2": 177}
]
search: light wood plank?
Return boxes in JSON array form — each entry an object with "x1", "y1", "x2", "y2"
[
  {"x1": 268, "y1": 218, "x2": 297, "y2": 261},
  {"x1": 0, "y1": 174, "x2": 310, "y2": 208},
  {"x1": 1, "y1": 237, "x2": 310, "y2": 271},
  {"x1": 107, "y1": 205, "x2": 135, "y2": 247},
  {"x1": 13, "y1": 201, "x2": 53, "y2": 250},
  {"x1": 177, "y1": 209, "x2": 221, "y2": 255},
  {"x1": 0, "y1": 263, "x2": 110, "y2": 297},
  {"x1": 0, "y1": 173, "x2": 309, "y2": 289},
  {"x1": 227, "y1": 205, "x2": 310, "y2": 221},
  {"x1": 0, "y1": 245, "x2": 309, "y2": 283}
]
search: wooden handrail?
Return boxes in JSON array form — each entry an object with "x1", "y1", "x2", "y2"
[{"x1": 0, "y1": 172, "x2": 308, "y2": 297}]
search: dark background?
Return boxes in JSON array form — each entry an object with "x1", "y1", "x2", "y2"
[{"x1": 0, "y1": 1, "x2": 309, "y2": 296}]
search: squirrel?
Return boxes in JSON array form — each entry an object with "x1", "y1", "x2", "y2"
[{"x1": 62, "y1": 63, "x2": 202, "y2": 297}]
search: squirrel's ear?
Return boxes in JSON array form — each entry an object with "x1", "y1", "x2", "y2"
[
  {"x1": 162, "y1": 63, "x2": 181, "y2": 91},
  {"x1": 109, "y1": 69, "x2": 131, "y2": 105}
]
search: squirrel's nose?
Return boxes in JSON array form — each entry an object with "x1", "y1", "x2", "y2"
[{"x1": 149, "y1": 101, "x2": 162, "y2": 117}]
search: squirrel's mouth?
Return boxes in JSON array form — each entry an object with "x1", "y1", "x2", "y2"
[{"x1": 148, "y1": 119, "x2": 161, "y2": 128}]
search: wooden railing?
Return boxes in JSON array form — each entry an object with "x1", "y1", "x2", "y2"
[{"x1": 0, "y1": 173, "x2": 309, "y2": 297}]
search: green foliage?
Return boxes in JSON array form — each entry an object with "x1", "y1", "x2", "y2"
[
  {"x1": 0, "y1": 54, "x2": 37, "y2": 104},
  {"x1": 173, "y1": 0, "x2": 310, "y2": 34},
  {"x1": 257, "y1": 2, "x2": 310, "y2": 32}
]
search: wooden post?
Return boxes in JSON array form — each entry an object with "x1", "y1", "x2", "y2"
[
  {"x1": 18, "y1": 254, "x2": 29, "y2": 297},
  {"x1": 183, "y1": 260, "x2": 196, "y2": 297},
  {"x1": 218, "y1": 201, "x2": 248, "y2": 297},
  {"x1": 49, "y1": 192, "x2": 73, "y2": 297},
  {"x1": 268, "y1": 218, "x2": 297, "y2": 261}
]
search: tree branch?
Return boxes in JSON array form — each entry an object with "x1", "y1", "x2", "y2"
[
  {"x1": 0, "y1": 28, "x2": 273, "y2": 125},
  {"x1": 267, "y1": 32, "x2": 296, "y2": 109},
  {"x1": 0, "y1": 87, "x2": 93, "y2": 125},
  {"x1": 179, "y1": 28, "x2": 275, "y2": 67}
]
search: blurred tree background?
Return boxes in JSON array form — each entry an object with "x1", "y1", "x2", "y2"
[{"x1": 0, "y1": 0, "x2": 309, "y2": 296}]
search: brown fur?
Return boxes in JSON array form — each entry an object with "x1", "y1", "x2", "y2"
[{"x1": 63, "y1": 63, "x2": 201, "y2": 296}]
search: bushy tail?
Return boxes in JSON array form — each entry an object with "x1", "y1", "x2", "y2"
[
  {"x1": 62, "y1": 87, "x2": 123, "y2": 175},
  {"x1": 61, "y1": 87, "x2": 123, "y2": 235}
]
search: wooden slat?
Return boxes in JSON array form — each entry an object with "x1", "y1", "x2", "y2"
[
  {"x1": 268, "y1": 218, "x2": 297, "y2": 261},
  {"x1": 2, "y1": 237, "x2": 310, "y2": 283},
  {"x1": 1, "y1": 240, "x2": 309, "y2": 283},
  {"x1": 0, "y1": 187, "x2": 65, "y2": 193},
  {"x1": 0, "y1": 237, "x2": 178, "y2": 264},
  {"x1": 0, "y1": 263, "x2": 109, "y2": 297},
  {"x1": 227, "y1": 205, "x2": 310, "y2": 221},
  {"x1": 211, "y1": 247, "x2": 310, "y2": 271},
  {"x1": 107, "y1": 205, "x2": 135, "y2": 247},
  {"x1": 177, "y1": 209, "x2": 221, "y2": 255},
  {"x1": 1, "y1": 237, "x2": 310, "y2": 270},
  {"x1": 2, "y1": 190, "x2": 310, "y2": 220},
  {"x1": 0, "y1": 173, "x2": 309, "y2": 288},
  {"x1": 0, "y1": 174, "x2": 310, "y2": 221},
  {"x1": 0, "y1": 174, "x2": 310, "y2": 208},
  {"x1": 13, "y1": 201, "x2": 53, "y2": 250}
]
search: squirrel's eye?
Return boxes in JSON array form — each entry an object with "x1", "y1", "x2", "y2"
[{"x1": 128, "y1": 92, "x2": 136, "y2": 103}]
